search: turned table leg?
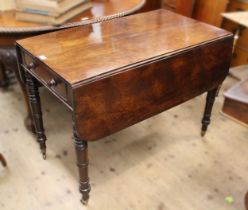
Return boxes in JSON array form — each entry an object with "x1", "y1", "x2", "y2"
[
  {"x1": 16, "y1": 47, "x2": 35, "y2": 133},
  {"x1": 0, "y1": 46, "x2": 34, "y2": 132},
  {"x1": 0, "y1": 153, "x2": 7, "y2": 167},
  {"x1": 25, "y1": 71, "x2": 47, "y2": 159},
  {"x1": 201, "y1": 87, "x2": 219, "y2": 137},
  {"x1": 0, "y1": 61, "x2": 9, "y2": 88},
  {"x1": 20, "y1": 81, "x2": 36, "y2": 133},
  {"x1": 73, "y1": 125, "x2": 91, "y2": 205}
]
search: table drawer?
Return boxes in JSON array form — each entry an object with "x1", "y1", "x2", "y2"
[{"x1": 23, "y1": 52, "x2": 71, "y2": 106}]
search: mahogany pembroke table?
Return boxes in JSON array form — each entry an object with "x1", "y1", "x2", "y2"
[{"x1": 16, "y1": 9, "x2": 233, "y2": 204}]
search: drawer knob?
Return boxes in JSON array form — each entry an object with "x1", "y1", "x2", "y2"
[
  {"x1": 48, "y1": 79, "x2": 58, "y2": 87},
  {"x1": 27, "y1": 62, "x2": 36, "y2": 69}
]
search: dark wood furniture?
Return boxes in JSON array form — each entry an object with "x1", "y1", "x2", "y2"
[
  {"x1": 142, "y1": 0, "x2": 162, "y2": 11},
  {"x1": 0, "y1": 153, "x2": 7, "y2": 167},
  {"x1": 221, "y1": 11, "x2": 248, "y2": 126},
  {"x1": 162, "y1": 0, "x2": 195, "y2": 17},
  {"x1": 16, "y1": 9, "x2": 233, "y2": 204},
  {"x1": 193, "y1": 0, "x2": 230, "y2": 27},
  {"x1": 222, "y1": 0, "x2": 248, "y2": 66},
  {"x1": 0, "y1": 0, "x2": 146, "y2": 132},
  {"x1": 222, "y1": 76, "x2": 248, "y2": 126}
]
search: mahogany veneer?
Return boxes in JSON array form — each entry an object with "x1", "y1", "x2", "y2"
[{"x1": 16, "y1": 9, "x2": 233, "y2": 204}]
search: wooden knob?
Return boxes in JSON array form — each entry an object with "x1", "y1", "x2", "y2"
[
  {"x1": 27, "y1": 62, "x2": 36, "y2": 69},
  {"x1": 48, "y1": 78, "x2": 58, "y2": 87}
]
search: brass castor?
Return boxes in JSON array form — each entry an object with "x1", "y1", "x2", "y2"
[
  {"x1": 24, "y1": 115, "x2": 35, "y2": 134},
  {"x1": 81, "y1": 197, "x2": 89, "y2": 205},
  {"x1": 42, "y1": 152, "x2": 46, "y2": 160},
  {"x1": 40, "y1": 147, "x2": 46, "y2": 160},
  {"x1": 201, "y1": 130, "x2": 206, "y2": 137}
]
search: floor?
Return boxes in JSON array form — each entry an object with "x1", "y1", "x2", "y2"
[{"x1": 0, "y1": 76, "x2": 247, "y2": 210}]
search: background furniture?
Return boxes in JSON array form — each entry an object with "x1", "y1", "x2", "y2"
[
  {"x1": 193, "y1": 0, "x2": 229, "y2": 27},
  {"x1": 221, "y1": 11, "x2": 248, "y2": 126},
  {"x1": 161, "y1": 0, "x2": 247, "y2": 67},
  {"x1": 162, "y1": 0, "x2": 195, "y2": 17},
  {"x1": 222, "y1": 76, "x2": 248, "y2": 126},
  {"x1": 17, "y1": 9, "x2": 233, "y2": 204},
  {"x1": 223, "y1": 10, "x2": 248, "y2": 66},
  {"x1": 191, "y1": 0, "x2": 248, "y2": 67},
  {"x1": 142, "y1": 0, "x2": 161, "y2": 11},
  {"x1": 0, "y1": 0, "x2": 146, "y2": 132}
]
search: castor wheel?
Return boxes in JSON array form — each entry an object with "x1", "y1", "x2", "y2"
[
  {"x1": 201, "y1": 130, "x2": 206, "y2": 137},
  {"x1": 81, "y1": 197, "x2": 89, "y2": 205},
  {"x1": 24, "y1": 115, "x2": 36, "y2": 134}
]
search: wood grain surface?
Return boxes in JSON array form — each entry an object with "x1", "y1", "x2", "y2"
[
  {"x1": 17, "y1": 9, "x2": 233, "y2": 141},
  {"x1": 193, "y1": 0, "x2": 229, "y2": 27},
  {"x1": 17, "y1": 9, "x2": 232, "y2": 85},
  {"x1": 73, "y1": 38, "x2": 233, "y2": 141}
]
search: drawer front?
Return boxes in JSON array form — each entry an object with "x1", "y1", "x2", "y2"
[{"x1": 23, "y1": 52, "x2": 72, "y2": 106}]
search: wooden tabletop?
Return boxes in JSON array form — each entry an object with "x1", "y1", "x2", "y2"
[
  {"x1": 17, "y1": 9, "x2": 232, "y2": 85},
  {"x1": 222, "y1": 11, "x2": 248, "y2": 28}
]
